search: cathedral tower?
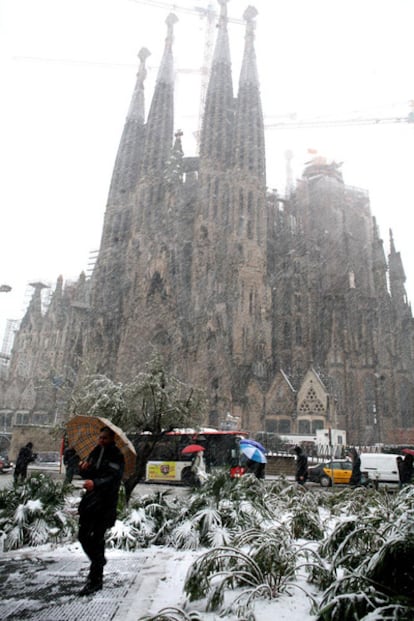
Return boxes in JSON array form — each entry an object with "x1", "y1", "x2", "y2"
[{"x1": 2, "y1": 1, "x2": 414, "y2": 446}]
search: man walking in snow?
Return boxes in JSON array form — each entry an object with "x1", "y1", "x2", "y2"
[
  {"x1": 293, "y1": 445, "x2": 308, "y2": 485},
  {"x1": 13, "y1": 442, "x2": 36, "y2": 483},
  {"x1": 63, "y1": 445, "x2": 79, "y2": 483},
  {"x1": 77, "y1": 426, "x2": 124, "y2": 595}
]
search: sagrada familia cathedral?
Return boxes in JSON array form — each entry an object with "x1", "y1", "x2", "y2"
[{"x1": 1, "y1": 1, "x2": 414, "y2": 449}]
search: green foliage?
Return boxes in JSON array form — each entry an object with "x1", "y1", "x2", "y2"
[
  {"x1": 233, "y1": 527, "x2": 296, "y2": 592},
  {"x1": 285, "y1": 492, "x2": 325, "y2": 540},
  {"x1": 71, "y1": 354, "x2": 206, "y2": 434},
  {"x1": 0, "y1": 473, "x2": 76, "y2": 550},
  {"x1": 71, "y1": 374, "x2": 127, "y2": 423},
  {"x1": 316, "y1": 586, "x2": 389, "y2": 621},
  {"x1": 123, "y1": 354, "x2": 207, "y2": 433},
  {"x1": 4, "y1": 469, "x2": 414, "y2": 620},
  {"x1": 183, "y1": 538, "x2": 295, "y2": 617},
  {"x1": 310, "y1": 486, "x2": 414, "y2": 620},
  {"x1": 139, "y1": 608, "x2": 202, "y2": 620},
  {"x1": 366, "y1": 534, "x2": 414, "y2": 600},
  {"x1": 107, "y1": 488, "x2": 184, "y2": 549}
]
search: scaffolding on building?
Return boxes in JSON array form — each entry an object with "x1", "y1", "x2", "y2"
[
  {"x1": 0, "y1": 319, "x2": 19, "y2": 378},
  {"x1": 86, "y1": 249, "x2": 99, "y2": 280}
]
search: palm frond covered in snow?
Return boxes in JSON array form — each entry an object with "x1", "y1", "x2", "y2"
[
  {"x1": 2, "y1": 468, "x2": 414, "y2": 620},
  {"x1": 0, "y1": 473, "x2": 76, "y2": 551}
]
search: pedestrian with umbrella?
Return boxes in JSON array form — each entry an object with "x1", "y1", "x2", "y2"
[
  {"x1": 181, "y1": 444, "x2": 207, "y2": 486},
  {"x1": 239, "y1": 439, "x2": 267, "y2": 479},
  {"x1": 76, "y1": 425, "x2": 125, "y2": 595}
]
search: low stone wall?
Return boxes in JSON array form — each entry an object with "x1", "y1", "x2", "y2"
[{"x1": 266, "y1": 454, "x2": 296, "y2": 477}]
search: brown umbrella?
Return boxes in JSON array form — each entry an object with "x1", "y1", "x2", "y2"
[{"x1": 66, "y1": 415, "x2": 136, "y2": 479}]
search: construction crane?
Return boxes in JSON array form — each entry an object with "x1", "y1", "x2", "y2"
[
  {"x1": 264, "y1": 102, "x2": 414, "y2": 130},
  {"x1": 128, "y1": 0, "x2": 243, "y2": 26}
]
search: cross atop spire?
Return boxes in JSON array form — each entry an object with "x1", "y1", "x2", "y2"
[
  {"x1": 239, "y1": 5, "x2": 259, "y2": 85},
  {"x1": 156, "y1": 13, "x2": 178, "y2": 85},
  {"x1": 127, "y1": 47, "x2": 151, "y2": 123},
  {"x1": 218, "y1": 0, "x2": 229, "y2": 20},
  {"x1": 243, "y1": 5, "x2": 258, "y2": 25},
  {"x1": 166, "y1": 12, "x2": 178, "y2": 39}
]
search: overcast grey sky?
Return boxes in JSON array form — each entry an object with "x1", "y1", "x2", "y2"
[{"x1": 1, "y1": 0, "x2": 413, "y2": 343}]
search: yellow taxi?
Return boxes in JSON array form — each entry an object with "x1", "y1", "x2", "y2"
[{"x1": 308, "y1": 459, "x2": 353, "y2": 487}]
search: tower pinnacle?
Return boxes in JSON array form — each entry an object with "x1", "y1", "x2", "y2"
[
  {"x1": 141, "y1": 13, "x2": 178, "y2": 175},
  {"x1": 127, "y1": 47, "x2": 151, "y2": 123}
]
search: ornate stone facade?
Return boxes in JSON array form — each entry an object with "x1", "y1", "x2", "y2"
[{"x1": 1, "y1": 2, "x2": 414, "y2": 445}]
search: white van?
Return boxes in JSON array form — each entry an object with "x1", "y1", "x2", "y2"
[{"x1": 360, "y1": 453, "x2": 400, "y2": 489}]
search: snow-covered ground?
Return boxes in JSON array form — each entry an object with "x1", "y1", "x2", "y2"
[
  {"x1": 142, "y1": 547, "x2": 318, "y2": 620},
  {"x1": 0, "y1": 541, "x2": 318, "y2": 620},
  {"x1": 2, "y1": 474, "x2": 412, "y2": 620}
]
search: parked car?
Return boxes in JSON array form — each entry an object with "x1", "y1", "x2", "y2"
[
  {"x1": 0, "y1": 455, "x2": 12, "y2": 474},
  {"x1": 308, "y1": 459, "x2": 353, "y2": 487}
]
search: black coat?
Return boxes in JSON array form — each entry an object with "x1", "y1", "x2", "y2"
[
  {"x1": 15, "y1": 446, "x2": 35, "y2": 471},
  {"x1": 349, "y1": 456, "x2": 362, "y2": 486},
  {"x1": 400, "y1": 456, "x2": 414, "y2": 484},
  {"x1": 295, "y1": 453, "x2": 308, "y2": 481},
  {"x1": 78, "y1": 442, "x2": 125, "y2": 528},
  {"x1": 63, "y1": 448, "x2": 79, "y2": 469}
]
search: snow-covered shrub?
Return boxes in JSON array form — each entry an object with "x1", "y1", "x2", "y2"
[
  {"x1": 167, "y1": 520, "x2": 200, "y2": 550},
  {"x1": 183, "y1": 523, "x2": 297, "y2": 617},
  {"x1": 0, "y1": 473, "x2": 77, "y2": 550},
  {"x1": 310, "y1": 488, "x2": 414, "y2": 620},
  {"x1": 107, "y1": 488, "x2": 185, "y2": 549},
  {"x1": 140, "y1": 607, "x2": 203, "y2": 620},
  {"x1": 107, "y1": 518, "x2": 140, "y2": 551},
  {"x1": 181, "y1": 505, "x2": 230, "y2": 549}
]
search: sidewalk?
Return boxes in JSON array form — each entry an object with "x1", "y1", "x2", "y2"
[{"x1": 0, "y1": 544, "x2": 174, "y2": 621}]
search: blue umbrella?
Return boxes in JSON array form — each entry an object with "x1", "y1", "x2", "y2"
[
  {"x1": 240, "y1": 438, "x2": 267, "y2": 453},
  {"x1": 240, "y1": 443, "x2": 267, "y2": 464}
]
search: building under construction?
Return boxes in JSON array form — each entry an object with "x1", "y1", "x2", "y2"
[{"x1": 1, "y1": 1, "x2": 414, "y2": 451}]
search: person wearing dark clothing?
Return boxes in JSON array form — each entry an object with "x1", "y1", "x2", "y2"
[
  {"x1": 63, "y1": 446, "x2": 79, "y2": 483},
  {"x1": 293, "y1": 445, "x2": 308, "y2": 485},
  {"x1": 348, "y1": 448, "x2": 362, "y2": 487},
  {"x1": 13, "y1": 442, "x2": 36, "y2": 483},
  {"x1": 400, "y1": 454, "x2": 414, "y2": 486},
  {"x1": 397, "y1": 456, "x2": 404, "y2": 489},
  {"x1": 77, "y1": 426, "x2": 124, "y2": 596},
  {"x1": 245, "y1": 458, "x2": 266, "y2": 479}
]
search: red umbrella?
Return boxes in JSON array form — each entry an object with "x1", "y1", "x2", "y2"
[
  {"x1": 402, "y1": 448, "x2": 414, "y2": 456},
  {"x1": 181, "y1": 444, "x2": 205, "y2": 455}
]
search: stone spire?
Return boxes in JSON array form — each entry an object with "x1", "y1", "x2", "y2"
[
  {"x1": 20, "y1": 282, "x2": 48, "y2": 330},
  {"x1": 371, "y1": 217, "x2": 388, "y2": 296},
  {"x1": 388, "y1": 228, "x2": 407, "y2": 306},
  {"x1": 165, "y1": 129, "x2": 184, "y2": 185},
  {"x1": 199, "y1": 0, "x2": 234, "y2": 165},
  {"x1": 141, "y1": 14, "x2": 177, "y2": 175},
  {"x1": 127, "y1": 47, "x2": 151, "y2": 124},
  {"x1": 233, "y1": 5, "x2": 265, "y2": 180},
  {"x1": 107, "y1": 47, "x2": 150, "y2": 202}
]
